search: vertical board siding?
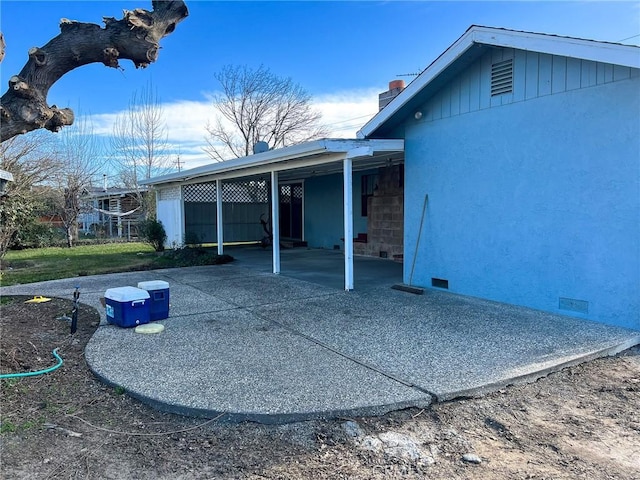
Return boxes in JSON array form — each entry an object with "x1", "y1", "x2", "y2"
[
  {"x1": 450, "y1": 77, "x2": 461, "y2": 115},
  {"x1": 469, "y1": 62, "x2": 481, "y2": 111},
  {"x1": 581, "y1": 60, "x2": 597, "y2": 88},
  {"x1": 552, "y1": 56, "x2": 567, "y2": 94},
  {"x1": 566, "y1": 58, "x2": 582, "y2": 90},
  {"x1": 613, "y1": 65, "x2": 631, "y2": 81},
  {"x1": 596, "y1": 62, "x2": 606, "y2": 84},
  {"x1": 604, "y1": 64, "x2": 614, "y2": 82},
  {"x1": 512, "y1": 50, "x2": 527, "y2": 102},
  {"x1": 417, "y1": 47, "x2": 638, "y2": 126},
  {"x1": 538, "y1": 54, "x2": 553, "y2": 96},
  {"x1": 480, "y1": 53, "x2": 492, "y2": 109},
  {"x1": 525, "y1": 51, "x2": 539, "y2": 100},
  {"x1": 459, "y1": 74, "x2": 470, "y2": 114}
]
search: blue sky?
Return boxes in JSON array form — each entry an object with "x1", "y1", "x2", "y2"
[{"x1": 1, "y1": 1, "x2": 639, "y2": 175}]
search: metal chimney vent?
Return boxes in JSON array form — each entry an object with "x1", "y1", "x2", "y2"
[
  {"x1": 491, "y1": 59, "x2": 513, "y2": 96},
  {"x1": 253, "y1": 141, "x2": 269, "y2": 154}
]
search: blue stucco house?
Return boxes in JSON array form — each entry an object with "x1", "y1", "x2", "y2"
[
  {"x1": 145, "y1": 26, "x2": 639, "y2": 330},
  {"x1": 359, "y1": 26, "x2": 640, "y2": 330}
]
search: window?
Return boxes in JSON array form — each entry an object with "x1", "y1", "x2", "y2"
[
  {"x1": 361, "y1": 174, "x2": 378, "y2": 217},
  {"x1": 491, "y1": 59, "x2": 513, "y2": 96}
]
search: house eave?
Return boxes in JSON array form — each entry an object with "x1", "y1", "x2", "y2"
[
  {"x1": 358, "y1": 25, "x2": 640, "y2": 139},
  {"x1": 141, "y1": 138, "x2": 405, "y2": 187}
]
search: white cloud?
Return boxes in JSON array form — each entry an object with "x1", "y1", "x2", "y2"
[
  {"x1": 86, "y1": 88, "x2": 381, "y2": 171},
  {"x1": 314, "y1": 88, "x2": 380, "y2": 138}
]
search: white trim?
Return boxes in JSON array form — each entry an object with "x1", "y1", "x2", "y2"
[
  {"x1": 358, "y1": 25, "x2": 640, "y2": 139},
  {"x1": 343, "y1": 157, "x2": 354, "y2": 291},
  {"x1": 216, "y1": 179, "x2": 223, "y2": 255},
  {"x1": 471, "y1": 27, "x2": 640, "y2": 68},
  {"x1": 271, "y1": 171, "x2": 280, "y2": 274},
  {"x1": 179, "y1": 187, "x2": 185, "y2": 247},
  {"x1": 141, "y1": 139, "x2": 404, "y2": 187}
]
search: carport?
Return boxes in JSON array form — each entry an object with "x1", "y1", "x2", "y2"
[{"x1": 141, "y1": 139, "x2": 404, "y2": 290}]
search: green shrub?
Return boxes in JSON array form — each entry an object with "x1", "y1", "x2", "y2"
[
  {"x1": 12, "y1": 223, "x2": 65, "y2": 249},
  {"x1": 139, "y1": 218, "x2": 167, "y2": 252}
]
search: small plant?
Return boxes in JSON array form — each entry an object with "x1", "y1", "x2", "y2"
[
  {"x1": 114, "y1": 385, "x2": 126, "y2": 395},
  {"x1": 138, "y1": 218, "x2": 167, "y2": 252},
  {"x1": 184, "y1": 231, "x2": 203, "y2": 248},
  {"x1": 1, "y1": 421, "x2": 17, "y2": 434}
]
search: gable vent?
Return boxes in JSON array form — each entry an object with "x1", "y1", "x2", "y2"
[{"x1": 491, "y1": 59, "x2": 513, "y2": 96}]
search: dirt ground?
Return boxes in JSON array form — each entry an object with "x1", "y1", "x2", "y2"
[{"x1": 1, "y1": 296, "x2": 639, "y2": 480}]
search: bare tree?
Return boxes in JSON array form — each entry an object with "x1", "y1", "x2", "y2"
[
  {"x1": 205, "y1": 65, "x2": 328, "y2": 161},
  {"x1": 0, "y1": 1, "x2": 188, "y2": 142},
  {"x1": 0, "y1": 132, "x2": 60, "y2": 258},
  {"x1": 48, "y1": 115, "x2": 103, "y2": 248},
  {"x1": 111, "y1": 81, "x2": 171, "y2": 218}
]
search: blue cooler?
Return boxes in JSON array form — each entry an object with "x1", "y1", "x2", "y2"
[
  {"x1": 137, "y1": 280, "x2": 170, "y2": 321},
  {"x1": 105, "y1": 286, "x2": 150, "y2": 327}
]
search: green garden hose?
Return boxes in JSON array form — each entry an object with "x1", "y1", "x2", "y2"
[{"x1": 0, "y1": 348, "x2": 63, "y2": 379}]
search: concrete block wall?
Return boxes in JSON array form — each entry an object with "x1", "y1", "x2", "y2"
[{"x1": 354, "y1": 165, "x2": 404, "y2": 260}]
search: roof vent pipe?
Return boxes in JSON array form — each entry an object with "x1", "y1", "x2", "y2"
[{"x1": 378, "y1": 79, "x2": 406, "y2": 111}]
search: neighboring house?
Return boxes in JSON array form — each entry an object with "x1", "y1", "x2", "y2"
[
  {"x1": 143, "y1": 26, "x2": 639, "y2": 330},
  {"x1": 0, "y1": 169, "x2": 13, "y2": 197},
  {"x1": 79, "y1": 187, "x2": 147, "y2": 239}
]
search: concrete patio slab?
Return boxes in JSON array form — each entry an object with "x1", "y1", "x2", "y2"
[
  {"x1": 85, "y1": 311, "x2": 432, "y2": 423},
  {"x1": 2, "y1": 247, "x2": 638, "y2": 423},
  {"x1": 250, "y1": 288, "x2": 640, "y2": 400}
]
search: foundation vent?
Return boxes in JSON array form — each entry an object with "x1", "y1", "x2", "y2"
[
  {"x1": 431, "y1": 278, "x2": 449, "y2": 289},
  {"x1": 559, "y1": 297, "x2": 589, "y2": 314}
]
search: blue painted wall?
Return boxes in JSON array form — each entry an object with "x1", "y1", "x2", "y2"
[
  {"x1": 304, "y1": 171, "x2": 373, "y2": 249},
  {"x1": 403, "y1": 75, "x2": 640, "y2": 330}
]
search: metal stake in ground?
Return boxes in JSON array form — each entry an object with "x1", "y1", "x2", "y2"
[{"x1": 71, "y1": 286, "x2": 80, "y2": 334}]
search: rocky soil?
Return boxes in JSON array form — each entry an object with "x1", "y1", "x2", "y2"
[{"x1": 1, "y1": 296, "x2": 639, "y2": 479}]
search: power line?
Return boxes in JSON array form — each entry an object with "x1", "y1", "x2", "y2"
[
  {"x1": 322, "y1": 113, "x2": 376, "y2": 127},
  {"x1": 618, "y1": 33, "x2": 640, "y2": 42}
]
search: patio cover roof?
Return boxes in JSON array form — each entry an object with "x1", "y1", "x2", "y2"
[
  {"x1": 140, "y1": 138, "x2": 404, "y2": 187},
  {"x1": 141, "y1": 138, "x2": 404, "y2": 291}
]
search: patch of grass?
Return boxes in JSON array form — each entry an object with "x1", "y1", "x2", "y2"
[
  {"x1": 20, "y1": 418, "x2": 44, "y2": 431},
  {"x1": 0, "y1": 243, "x2": 148, "y2": 285},
  {"x1": 114, "y1": 385, "x2": 126, "y2": 395},
  {"x1": 1, "y1": 421, "x2": 17, "y2": 434},
  {"x1": 1, "y1": 243, "x2": 234, "y2": 286}
]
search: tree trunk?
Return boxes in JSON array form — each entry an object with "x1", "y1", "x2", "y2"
[
  {"x1": 0, "y1": 1, "x2": 188, "y2": 142},
  {"x1": 66, "y1": 225, "x2": 74, "y2": 248}
]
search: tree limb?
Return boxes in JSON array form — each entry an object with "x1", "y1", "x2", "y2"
[{"x1": 0, "y1": 0, "x2": 188, "y2": 143}]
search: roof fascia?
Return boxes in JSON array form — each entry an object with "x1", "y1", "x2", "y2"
[
  {"x1": 176, "y1": 152, "x2": 348, "y2": 186},
  {"x1": 471, "y1": 26, "x2": 640, "y2": 69},
  {"x1": 142, "y1": 138, "x2": 404, "y2": 187}
]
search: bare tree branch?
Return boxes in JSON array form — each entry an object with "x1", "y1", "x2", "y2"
[
  {"x1": 205, "y1": 65, "x2": 328, "y2": 162},
  {"x1": 110, "y1": 81, "x2": 170, "y2": 218},
  {"x1": 49, "y1": 115, "x2": 103, "y2": 247},
  {"x1": 0, "y1": 1, "x2": 188, "y2": 142}
]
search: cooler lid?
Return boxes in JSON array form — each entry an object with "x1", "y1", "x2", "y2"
[
  {"x1": 137, "y1": 280, "x2": 170, "y2": 290},
  {"x1": 105, "y1": 286, "x2": 150, "y2": 302}
]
